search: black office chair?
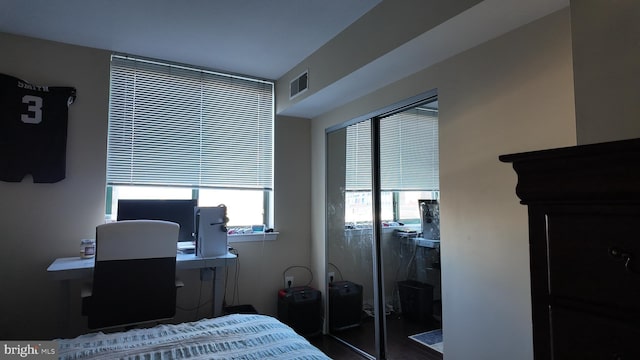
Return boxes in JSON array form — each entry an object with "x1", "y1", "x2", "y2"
[{"x1": 81, "y1": 220, "x2": 183, "y2": 329}]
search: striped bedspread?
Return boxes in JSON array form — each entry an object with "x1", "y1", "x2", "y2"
[{"x1": 57, "y1": 314, "x2": 331, "y2": 359}]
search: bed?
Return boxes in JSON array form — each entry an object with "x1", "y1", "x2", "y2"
[{"x1": 57, "y1": 314, "x2": 331, "y2": 359}]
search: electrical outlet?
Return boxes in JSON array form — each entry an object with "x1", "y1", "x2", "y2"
[
  {"x1": 285, "y1": 276, "x2": 294, "y2": 288},
  {"x1": 328, "y1": 272, "x2": 335, "y2": 283}
]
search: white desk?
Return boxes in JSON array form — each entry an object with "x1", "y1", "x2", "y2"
[{"x1": 48, "y1": 252, "x2": 237, "y2": 336}]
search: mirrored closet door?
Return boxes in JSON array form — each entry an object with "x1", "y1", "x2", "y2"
[
  {"x1": 326, "y1": 119, "x2": 377, "y2": 357},
  {"x1": 326, "y1": 93, "x2": 442, "y2": 359}
]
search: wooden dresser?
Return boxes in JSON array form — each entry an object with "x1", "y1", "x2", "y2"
[{"x1": 500, "y1": 139, "x2": 640, "y2": 360}]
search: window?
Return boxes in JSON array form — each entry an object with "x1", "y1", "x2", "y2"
[
  {"x1": 106, "y1": 55, "x2": 274, "y2": 227},
  {"x1": 344, "y1": 101, "x2": 439, "y2": 225}
]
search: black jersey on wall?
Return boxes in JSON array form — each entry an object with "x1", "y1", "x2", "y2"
[{"x1": 0, "y1": 73, "x2": 76, "y2": 183}]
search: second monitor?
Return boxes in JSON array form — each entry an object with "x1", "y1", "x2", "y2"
[{"x1": 117, "y1": 199, "x2": 197, "y2": 242}]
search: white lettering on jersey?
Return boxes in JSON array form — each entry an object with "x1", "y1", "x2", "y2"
[
  {"x1": 17, "y1": 81, "x2": 49, "y2": 92},
  {"x1": 21, "y1": 95, "x2": 43, "y2": 124}
]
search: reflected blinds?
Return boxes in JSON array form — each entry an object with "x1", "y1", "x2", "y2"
[
  {"x1": 345, "y1": 107, "x2": 439, "y2": 191},
  {"x1": 345, "y1": 120, "x2": 372, "y2": 191},
  {"x1": 107, "y1": 56, "x2": 274, "y2": 190}
]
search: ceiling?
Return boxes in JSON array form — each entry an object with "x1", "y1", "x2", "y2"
[
  {"x1": 0, "y1": 0, "x2": 569, "y2": 118},
  {"x1": 0, "y1": 0, "x2": 381, "y2": 80}
]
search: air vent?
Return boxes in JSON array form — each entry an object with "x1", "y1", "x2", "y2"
[{"x1": 290, "y1": 70, "x2": 308, "y2": 99}]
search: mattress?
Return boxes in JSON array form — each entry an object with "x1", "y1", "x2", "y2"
[{"x1": 57, "y1": 314, "x2": 331, "y2": 359}]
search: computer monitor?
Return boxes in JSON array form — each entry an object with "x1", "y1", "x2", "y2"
[{"x1": 117, "y1": 199, "x2": 197, "y2": 242}]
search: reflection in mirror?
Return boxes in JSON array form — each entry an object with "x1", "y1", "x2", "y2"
[
  {"x1": 379, "y1": 101, "x2": 443, "y2": 359},
  {"x1": 326, "y1": 120, "x2": 376, "y2": 357},
  {"x1": 325, "y1": 97, "x2": 442, "y2": 359}
]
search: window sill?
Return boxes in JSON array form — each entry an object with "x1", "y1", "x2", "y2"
[{"x1": 228, "y1": 232, "x2": 279, "y2": 243}]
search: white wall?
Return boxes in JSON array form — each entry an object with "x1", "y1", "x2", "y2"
[
  {"x1": 571, "y1": 0, "x2": 640, "y2": 144},
  {"x1": 0, "y1": 33, "x2": 312, "y2": 339},
  {"x1": 0, "y1": 33, "x2": 110, "y2": 339},
  {"x1": 437, "y1": 9, "x2": 575, "y2": 359},
  {"x1": 311, "y1": 8, "x2": 576, "y2": 360}
]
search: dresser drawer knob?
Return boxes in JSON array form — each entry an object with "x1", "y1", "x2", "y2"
[
  {"x1": 624, "y1": 256, "x2": 636, "y2": 274},
  {"x1": 609, "y1": 247, "x2": 638, "y2": 275}
]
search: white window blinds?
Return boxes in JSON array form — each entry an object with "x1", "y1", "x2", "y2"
[
  {"x1": 379, "y1": 107, "x2": 439, "y2": 191},
  {"x1": 345, "y1": 107, "x2": 439, "y2": 191},
  {"x1": 107, "y1": 56, "x2": 274, "y2": 190},
  {"x1": 345, "y1": 120, "x2": 372, "y2": 191}
]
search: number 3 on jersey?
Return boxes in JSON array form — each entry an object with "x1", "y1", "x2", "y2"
[{"x1": 22, "y1": 95, "x2": 43, "y2": 124}]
